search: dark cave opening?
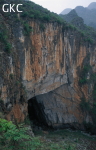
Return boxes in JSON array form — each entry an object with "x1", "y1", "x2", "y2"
[
  {"x1": 28, "y1": 96, "x2": 50, "y2": 129},
  {"x1": 28, "y1": 95, "x2": 96, "y2": 135}
]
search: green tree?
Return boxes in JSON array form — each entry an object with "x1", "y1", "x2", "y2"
[{"x1": 0, "y1": 118, "x2": 41, "y2": 150}]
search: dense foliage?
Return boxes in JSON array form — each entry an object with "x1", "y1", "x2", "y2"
[
  {"x1": 0, "y1": 0, "x2": 63, "y2": 24},
  {"x1": 0, "y1": 118, "x2": 41, "y2": 150}
]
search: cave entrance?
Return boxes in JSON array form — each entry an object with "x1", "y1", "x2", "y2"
[{"x1": 28, "y1": 96, "x2": 49, "y2": 129}]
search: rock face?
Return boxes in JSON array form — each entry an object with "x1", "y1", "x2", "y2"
[
  {"x1": 28, "y1": 84, "x2": 83, "y2": 129},
  {"x1": 0, "y1": 15, "x2": 96, "y2": 130}
]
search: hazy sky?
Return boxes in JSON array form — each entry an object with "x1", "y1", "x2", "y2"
[{"x1": 31, "y1": 0, "x2": 96, "y2": 14}]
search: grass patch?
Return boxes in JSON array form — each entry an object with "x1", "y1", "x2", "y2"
[
  {"x1": 80, "y1": 98, "x2": 90, "y2": 111},
  {"x1": 79, "y1": 65, "x2": 92, "y2": 85},
  {"x1": 34, "y1": 128, "x2": 96, "y2": 150},
  {"x1": 23, "y1": 23, "x2": 33, "y2": 36},
  {"x1": 0, "y1": 25, "x2": 12, "y2": 54}
]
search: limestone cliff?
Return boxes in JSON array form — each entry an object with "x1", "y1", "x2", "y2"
[{"x1": 0, "y1": 0, "x2": 96, "y2": 132}]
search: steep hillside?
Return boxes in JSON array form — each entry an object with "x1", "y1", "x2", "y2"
[
  {"x1": 0, "y1": 0, "x2": 96, "y2": 134},
  {"x1": 60, "y1": 9, "x2": 78, "y2": 23},
  {"x1": 60, "y1": 2, "x2": 96, "y2": 29},
  {"x1": 75, "y1": 6, "x2": 96, "y2": 29},
  {"x1": 88, "y1": 2, "x2": 96, "y2": 9},
  {"x1": 60, "y1": 9, "x2": 96, "y2": 44},
  {"x1": 60, "y1": 8, "x2": 72, "y2": 15}
]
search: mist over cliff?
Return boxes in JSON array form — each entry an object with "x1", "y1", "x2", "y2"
[{"x1": 60, "y1": 2, "x2": 96, "y2": 29}]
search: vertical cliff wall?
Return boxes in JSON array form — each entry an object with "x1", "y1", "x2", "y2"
[{"x1": 0, "y1": 11, "x2": 96, "y2": 130}]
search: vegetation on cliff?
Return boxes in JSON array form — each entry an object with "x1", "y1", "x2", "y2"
[
  {"x1": 79, "y1": 65, "x2": 96, "y2": 134},
  {"x1": 0, "y1": 0, "x2": 96, "y2": 55},
  {"x1": 0, "y1": 0, "x2": 63, "y2": 24},
  {"x1": 0, "y1": 24, "x2": 12, "y2": 54},
  {"x1": 60, "y1": 10, "x2": 96, "y2": 44}
]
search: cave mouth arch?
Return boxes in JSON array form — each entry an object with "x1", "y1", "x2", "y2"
[
  {"x1": 28, "y1": 96, "x2": 50, "y2": 129},
  {"x1": 27, "y1": 89, "x2": 79, "y2": 131},
  {"x1": 28, "y1": 87, "x2": 96, "y2": 134}
]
